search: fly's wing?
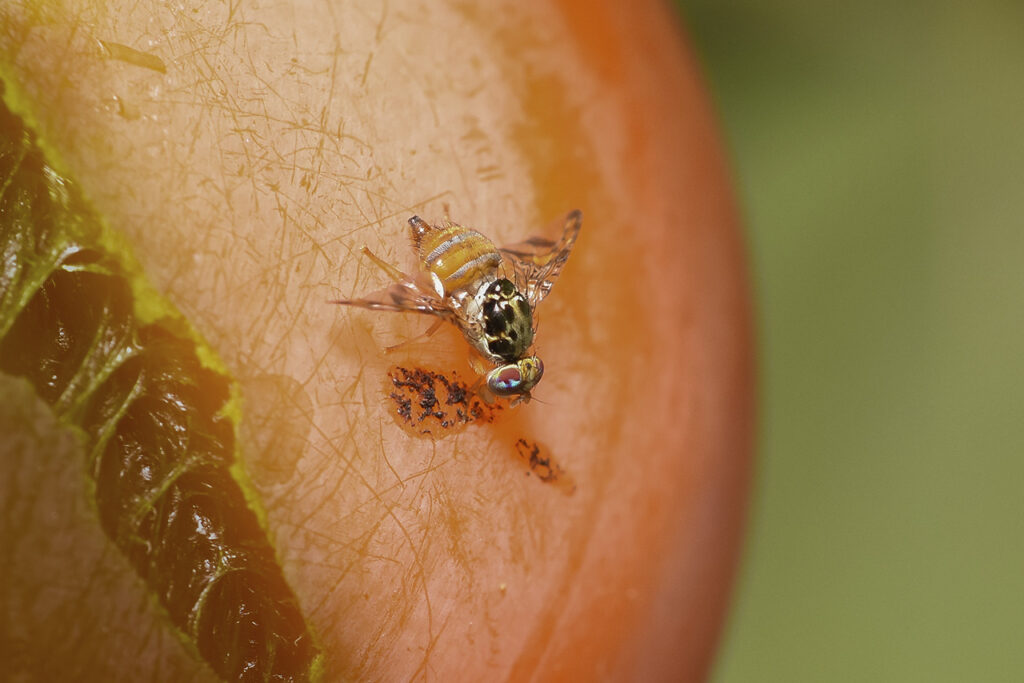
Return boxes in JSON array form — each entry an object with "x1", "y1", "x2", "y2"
[
  {"x1": 498, "y1": 210, "x2": 582, "y2": 308},
  {"x1": 327, "y1": 282, "x2": 448, "y2": 317},
  {"x1": 327, "y1": 280, "x2": 448, "y2": 315},
  {"x1": 329, "y1": 280, "x2": 450, "y2": 318},
  {"x1": 330, "y1": 244, "x2": 451, "y2": 318}
]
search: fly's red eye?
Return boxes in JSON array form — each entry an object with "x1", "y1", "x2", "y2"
[{"x1": 488, "y1": 365, "x2": 524, "y2": 395}]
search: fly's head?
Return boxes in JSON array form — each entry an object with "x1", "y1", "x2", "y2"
[{"x1": 485, "y1": 356, "x2": 544, "y2": 399}]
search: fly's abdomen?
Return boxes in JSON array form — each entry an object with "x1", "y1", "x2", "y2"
[{"x1": 418, "y1": 224, "x2": 501, "y2": 295}]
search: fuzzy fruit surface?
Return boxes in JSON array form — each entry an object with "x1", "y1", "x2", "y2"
[{"x1": 0, "y1": 1, "x2": 753, "y2": 680}]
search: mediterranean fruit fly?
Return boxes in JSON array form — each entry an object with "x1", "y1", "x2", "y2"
[{"x1": 331, "y1": 210, "x2": 582, "y2": 403}]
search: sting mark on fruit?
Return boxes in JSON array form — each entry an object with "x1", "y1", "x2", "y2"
[
  {"x1": 514, "y1": 439, "x2": 576, "y2": 495},
  {"x1": 386, "y1": 366, "x2": 501, "y2": 437}
]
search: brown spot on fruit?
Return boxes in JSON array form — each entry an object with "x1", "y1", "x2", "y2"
[
  {"x1": 513, "y1": 438, "x2": 577, "y2": 495},
  {"x1": 386, "y1": 366, "x2": 501, "y2": 437}
]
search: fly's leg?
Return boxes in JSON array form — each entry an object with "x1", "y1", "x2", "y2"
[
  {"x1": 383, "y1": 317, "x2": 445, "y2": 354},
  {"x1": 360, "y1": 246, "x2": 407, "y2": 282},
  {"x1": 465, "y1": 354, "x2": 498, "y2": 404},
  {"x1": 468, "y1": 373, "x2": 495, "y2": 405}
]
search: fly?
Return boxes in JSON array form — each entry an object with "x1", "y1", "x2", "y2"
[{"x1": 330, "y1": 209, "x2": 582, "y2": 403}]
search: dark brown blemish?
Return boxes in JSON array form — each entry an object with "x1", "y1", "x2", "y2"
[
  {"x1": 514, "y1": 439, "x2": 577, "y2": 495},
  {"x1": 387, "y1": 366, "x2": 501, "y2": 437}
]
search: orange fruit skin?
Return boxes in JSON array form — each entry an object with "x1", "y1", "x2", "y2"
[{"x1": 1, "y1": 0, "x2": 753, "y2": 680}]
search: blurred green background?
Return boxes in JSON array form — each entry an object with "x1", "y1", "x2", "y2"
[{"x1": 673, "y1": 1, "x2": 1024, "y2": 680}]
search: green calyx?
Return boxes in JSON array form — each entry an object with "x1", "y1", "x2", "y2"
[{"x1": 0, "y1": 77, "x2": 319, "y2": 682}]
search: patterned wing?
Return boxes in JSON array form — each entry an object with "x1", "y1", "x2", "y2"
[
  {"x1": 329, "y1": 282, "x2": 449, "y2": 316},
  {"x1": 498, "y1": 210, "x2": 582, "y2": 308},
  {"x1": 329, "y1": 246, "x2": 450, "y2": 317}
]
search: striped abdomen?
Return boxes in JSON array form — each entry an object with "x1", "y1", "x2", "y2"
[{"x1": 415, "y1": 222, "x2": 502, "y2": 295}]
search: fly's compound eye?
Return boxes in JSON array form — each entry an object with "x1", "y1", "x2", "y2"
[{"x1": 486, "y1": 356, "x2": 544, "y2": 396}]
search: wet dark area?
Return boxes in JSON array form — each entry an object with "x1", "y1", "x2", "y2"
[
  {"x1": 386, "y1": 366, "x2": 501, "y2": 436},
  {"x1": 0, "y1": 84, "x2": 316, "y2": 680},
  {"x1": 385, "y1": 366, "x2": 575, "y2": 493},
  {"x1": 513, "y1": 438, "x2": 576, "y2": 495}
]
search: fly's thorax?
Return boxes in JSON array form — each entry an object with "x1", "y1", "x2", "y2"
[
  {"x1": 480, "y1": 278, "x2": 534, "y2": 362},
  {"x1": 486, "y1": 356, "x2": 544, "y2": 397},
  {"x1": 416, "y1": 223, "x2": 501, "y2": 296}
]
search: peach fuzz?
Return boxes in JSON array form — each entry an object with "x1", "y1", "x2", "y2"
[{"x1": 0, "y1": 0, "x2": 753, "y2": 680}]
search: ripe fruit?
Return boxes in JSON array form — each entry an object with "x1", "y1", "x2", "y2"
[{"x1": 1, "y1": 1, "x2": 752, "y2": 680}]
